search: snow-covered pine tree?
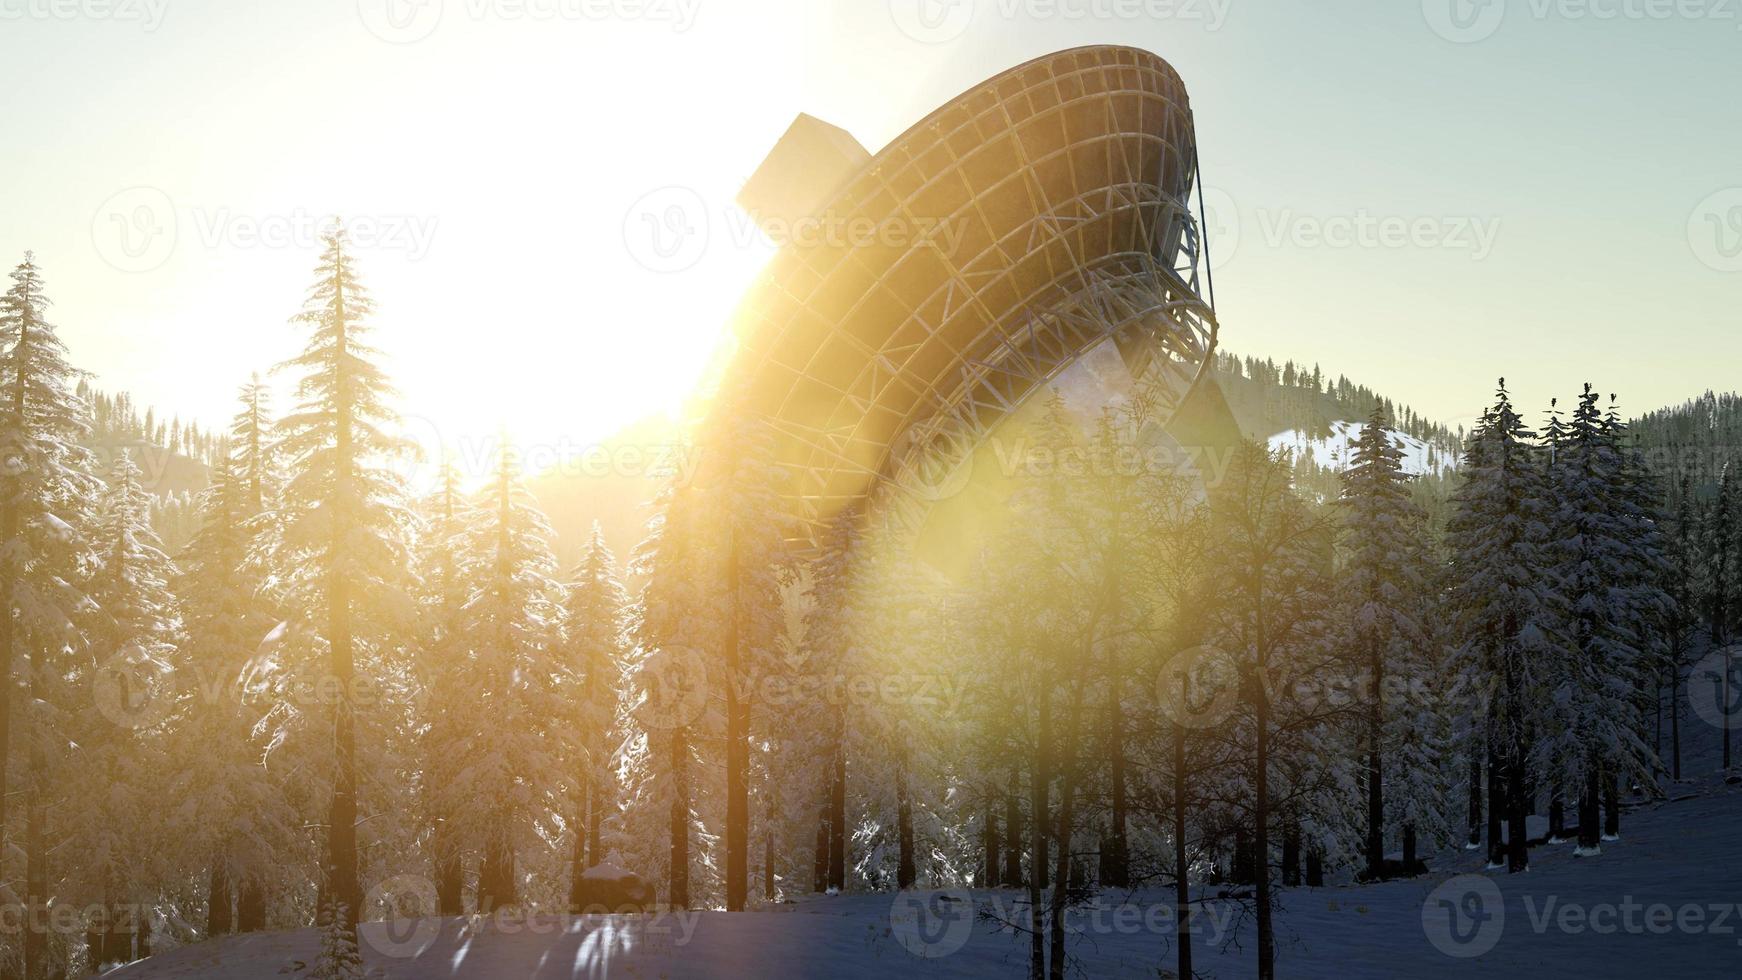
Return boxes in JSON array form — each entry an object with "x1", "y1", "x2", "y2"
[
  {"x1": 1600, "y1": 394, "x2": 1673, "y2": 830},
  {"x1": 446, "y1": 444, "x2": 569, "y2": 910},
  {"x1": 563, "y1": 523, "x2": 630, "y2": 908},
  {"x1": 233, "y1": 373, "x2": 274, "y2": 511},
  {"x1": 842, "y1": 523, "x2": 950, "y2": 893},
  {"x1": 1336, "y1": 404, "x2": 1445, "y2": 878},
  {"x1": 269, "y1": 228, "x2": 416, "y2": 931},
  {"x1": 1664, "y1": 472, "x2": 1699, "y2": 780},
  {"x1": 173, "y1": 383, "x2": 303, "y2": 939},
  {"x1": 411, "y1": 458, "x2": 471, "y2": 914},
  {"x1": 174, "y1": 458, "x2": 299, "y2": 933},
  {"x1": 796, "y1": 512, "x2": 866, "y2": 894},
  {"x1": 1539, "y1": 386, "x2": 1658, "y2": 854},
  {"x1": 0, "y1": 253, "x2": 101, "y2": 979},
  {"x1": 694, "y1": 409, "x2": 795, "y2": 910},
  {"x1": 1706, "y1": 464, "x2": 1738, "y2": 771},
  {"x1": 624, "y1": 481, "x2": 718, "y2": 908},
  {"x1": 67, "y1": 452, "x2": 182, "y2": 966},
  {"x1": 1203, "y1": 440, "x2": 1336, "y2": 980},
  {"x1": 1447, "y1": 379, "x2": 1562, "y2": 873}
]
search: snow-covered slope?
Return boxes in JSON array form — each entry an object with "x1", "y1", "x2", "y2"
[
  {"x1": 1269, "y1": 419, "x2": 1457, "y2": 477},
  {"x1": 109, "y1": 776, "x2": 1742, "y2": 979}
]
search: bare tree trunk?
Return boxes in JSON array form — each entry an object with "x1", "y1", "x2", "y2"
[
  {"x1": 812, "y1": 803, "x2": 829, "y2": 893},
  {"x1": 1506, "y1": 748, "x2": 1528, "y2": 873},
  {"x1": 1578, "y1": 765, "x2": 1601, "y2": 852},
  {"x1": 1670, "y1": 660, "x2": 1683, "y2": 781},
  {"x1": 1003, "y1": 767, "x2": 1023, "y2": 887},
  {"x1": 24, "y1": 659, "x2": 48, "y2": 980},
  {"x1": 827, "y1": 714, "x2": 846, "y2": 892},
  {"x1": 1027, "y1": 749, "x2": 1045, "y2": 980},
  {"x1": 983, "y1": 796, "x2": 999, "y2": 888},
  {"x1": 1467, "y1": 753, "x2": 1482, "y2": 848},
  {"x1": 1034, "y1": 697, "x2": 1051, "y2": 891},
  {"x1": 587, "y1": 773, "x2": 604, "y2": 872},
  {"x1": 435, "y1": 825, "x2": 463, "y2": 916},
  {"x1": 479, "y1": 833, "x2": 517, "y2": 910},
  {"x1": 1281, "y1": 816, "x2": 1301, "y2": 887},
  {"x1": 1172, "y1": 672, "x2": 1192, "y2": 980},
  {"x1": 724, "y1": 534, "x2": 749, "y2": 912},
  {"x1": 1104, "y1": 650, "x2": 1129, "y2": 889},
  {"x1": 207, "y1": 858, "x2": 233, "y2": 935},
  {"x1": 1365, "y1": 639, "x2": 1384, "y2": 880},
  {"x1": 236, "y1": 875, "x2": 267, "y2": 932},
  {"x1": 569, "y1": 787, "x2": 588, "y2": 913},
  {"x1": 1603, "y1": 765, "x2": 1620, "y2": 839},
  {"x1": 1255, "y1": 672, "x2": 1275, "y2": 980},
  {"x1": 896, "y1": 754, "x2": 916, "y2": 889},
  {"x1": 670, "y1": 729, "x2": 690, "y2": 909},
  {"x1": 1485, "y1": 736, "x2": 1505, "y2": 867},
  {"x1": 763, "y1": 810, "x2": 776, "y2": 902},
  {"x1": 1047, "y1": 681, "x2": 1085, "y2": 980}
]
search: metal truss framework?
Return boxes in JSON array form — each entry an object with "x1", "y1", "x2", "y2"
[{"x1": 723, "y1": 46, "x2": 1219, "y2": 543}]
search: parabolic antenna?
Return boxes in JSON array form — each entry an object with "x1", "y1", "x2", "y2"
[{"x1": 721, "y1": 45, "x2": 1225, "y2": 543}]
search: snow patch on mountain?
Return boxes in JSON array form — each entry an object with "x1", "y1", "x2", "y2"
[{"x1": 1269, "y1": 420, "x2": 1457, "y2": 477}]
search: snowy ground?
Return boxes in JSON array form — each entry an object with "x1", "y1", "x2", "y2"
[
  {"x1": 110, "y1": 774, "x2": 1742, "y2": 979},
  {"x1": 1269, "y1": 420, "x2": 1457, "y2": 477}
]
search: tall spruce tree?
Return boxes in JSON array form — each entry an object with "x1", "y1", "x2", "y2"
[
  {"x1": 449, "y1": 445, "x2": 569, "y2": 910},
  {"x1": 412, "y1": 458, "x2": 471, "y2": 914},
  {"x1": 564, "y1": 524, "x2": 630, "y2": 908},
  {"x1": 71, "y1": 453, "x2": 181, "y2": 966},
  {"x1": 1337, "y1": 405, "x2": 1442, "y2": 879},
  {"x1": 699, "y1": 410, "x2": 794, "y2": 910},
  {"x1": 1447, "y1": 380, "x2": 1561, "y2": 873},
  {"x1": 174, "y1": 381, "x2": 297, "y2": 937},
  {"x1": 0, "y1": 254, "x2": 98, "y2": 980},
  {"x1": 270, "y1": 229, "x2": 414, "y2": 932}
]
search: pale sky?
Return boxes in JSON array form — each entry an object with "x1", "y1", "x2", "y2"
[{"x1": 3, "y1": 0, "x2": 1739, "y2": 475}]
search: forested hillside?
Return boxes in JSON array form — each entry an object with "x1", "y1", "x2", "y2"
[{"x1": 15, "y1": 238, "x2": 1728, "y2": 980}]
